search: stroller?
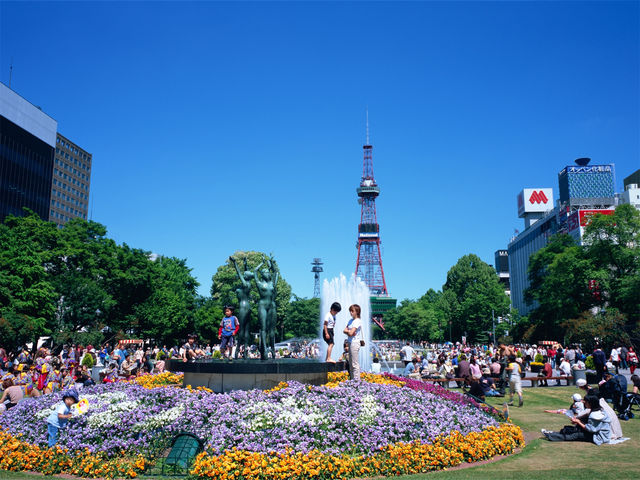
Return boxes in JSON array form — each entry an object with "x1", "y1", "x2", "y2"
[{"x1": 617, "y1": 392, "x2": 640, "y2": 421}]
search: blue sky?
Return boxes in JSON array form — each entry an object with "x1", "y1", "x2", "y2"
[{"x1": 1, "y1": 1, "x2": 638, "y2": 301}]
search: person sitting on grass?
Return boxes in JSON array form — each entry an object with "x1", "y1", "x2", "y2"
[
  {"x1": 541, "y1": 394, "x2": 611, "y2": 444},
  {"x1": 480, "y1": 369, "x2": 502, "y2": 397},
  {"x1": 0, "y1": 379, "x2": 23, "y2": 413},
  {"x1": 575, "y1": 379, "x2": 623, "y2": 441},
  {"x1": 466, "y1": 377, "x2": 486, "y2": 401},
  {"x1": 46, "y1": 389, "x2": 79, "y2": 447},
  {"x1": 544, "y1": 393, "x2": 586, "y2": 417}
]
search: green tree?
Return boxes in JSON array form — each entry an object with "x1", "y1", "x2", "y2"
[
  {"x1": 0, "y1": 211, "x2": 59, "y2": 349},
  {"x1": 383, "y1": 292, "x2": 446, "y2": 342},
  {"x1": 194, "y1": 296, "x2": 223, "y2": 344},
  {"x1": 524, "y1": 234, "x2": 598, "y2": 341},
  {"x1": 583, "y1": 204, "x2": 640, "y2": 328},
  {"x1": 134, "y1": 256, "x2": 200, "y2": 344},
  {"x1": 48, "y1": 219, "x2": 117, "y2": 345},
  {"x1": 442, "y1": 254, "x2": 510, "y2": 343},
  {"x1": 210, "y1": 251, "x2": 292, "y2": 341},
  {"x1": 284, "y1": 296, "x2": 320, "y2": 339}
]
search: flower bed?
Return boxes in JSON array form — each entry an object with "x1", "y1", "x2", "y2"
[
  {"x1": 128, "y1": 371, "x2": 183, "y2": 389},
  {"x1": 0, "y1": 372, "x2": 523, "y2": 479}
]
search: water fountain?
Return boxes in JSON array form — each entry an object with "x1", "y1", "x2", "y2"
[{"x1": 320, "y1": 274, "x2": 372, "y2": 373}]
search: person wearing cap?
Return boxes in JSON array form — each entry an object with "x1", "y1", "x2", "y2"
[
  {"x1": 575, "y1": 378, "x2": 623, "y2": 440},
  {"x1": 541, "y1": 394, "x2": 611, "y2": 444},
  {"x1": 544, "y1": 393, "x2": 585, "y2": 417},
  {"x1": 46, "y1": 389, "x2": 79, "y2": 447}
]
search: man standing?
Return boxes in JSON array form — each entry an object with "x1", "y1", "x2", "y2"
[
  {"x1": 610, "y1": 346, "x2": 620, "y2": 374},
  {"x1": 400, "y1": 342, "x2": 415, "y2": 367},
  {"x1": 593, "y1": 345, "x2": 606, "y2": 381}
]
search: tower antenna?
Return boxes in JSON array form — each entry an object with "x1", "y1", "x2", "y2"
[
  {"x1": 311, "y1": 258, "x2": 323, "y2": 298},
  {"x1": 365, "y1": 107, "x2": 369, "y2": 145}
]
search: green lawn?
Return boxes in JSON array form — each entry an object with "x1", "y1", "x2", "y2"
[
  {"x1": 397, "y1": 386, "x2": 640, "y2": 480},
  {"x1": 2, "y1": 387, "x2": 638, "y2": 480}
]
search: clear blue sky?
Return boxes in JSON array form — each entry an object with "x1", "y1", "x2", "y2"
[{"x1": 1, "y1": 1, "x2": 638, "y2": 301}]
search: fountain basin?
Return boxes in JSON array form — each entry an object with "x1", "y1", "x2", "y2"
[{"x1": 167, "y1": 359, "x2": 346, "y2": 393}]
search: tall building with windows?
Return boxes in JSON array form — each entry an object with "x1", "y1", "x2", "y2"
[
  {"x1": 0, "y1": 82, "x2": 92, "y2": 228},
  {"x1": 0, "y1": 82, "x2": 57, "y2": 222},
  {"x1": 50, "y1": 133, "x2": 92, "y2": 227},
  {"x1": 508, "y1": 158, "x2": 616, "y2": 316}
]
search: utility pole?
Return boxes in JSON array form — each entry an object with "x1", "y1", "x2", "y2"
[{"x1": 492, "y1": 309, "x2": 496, "y2": 346}]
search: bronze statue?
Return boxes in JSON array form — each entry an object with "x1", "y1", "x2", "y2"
[
  {"x1": 230, "y1": 256, "x2": 253, "y2": 359},
  {"x1": 254, "y1": 255, "x2": 278, "y2": 360}
]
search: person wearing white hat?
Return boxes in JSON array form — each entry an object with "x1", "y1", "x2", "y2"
[
  {"x1": 575, "y1": 379, "x2": 623, "y2": 440},
  {"x1": 541, "y1": 394, "x2": 611, "y2": 444}
]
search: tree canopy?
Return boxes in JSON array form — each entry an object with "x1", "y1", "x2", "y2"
[
  {"x1": 442, "y1": 254, "x2": 511, "y2": 343},
  {"x1": 524, "y1": 204, "x2": 640, "y2": 344}
]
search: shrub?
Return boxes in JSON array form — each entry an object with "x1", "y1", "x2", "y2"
[
  {"x1": 585, "y1": 355, "x2": 595, "y2": 370},
  {"x1": 81, "y1": 353, "x2": 95, "y2": 368},
  {"x1": 534, "y1": 353, "x2": 544, "y2": 363}
]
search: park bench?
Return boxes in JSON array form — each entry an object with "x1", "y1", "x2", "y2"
[
  {"x1": 421, "y1": 377, "x2": 465, "y2": 388},
  {"x1": 524, "y1": 375, "x2": 573, "y2": 387}
]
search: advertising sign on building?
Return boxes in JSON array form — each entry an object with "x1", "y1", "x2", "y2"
[
  {"x1": 578, "y1": 209, "x2": 614, "y2": 227},
  {"x1": 517, "y1": 188, "x2": 554, "y2": 217}
]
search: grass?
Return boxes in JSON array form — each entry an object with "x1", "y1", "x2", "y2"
[
  {"x1": 397, "y1": 386, "x2": 640, "y2": 480},
  {"x1": 2, "y1": 387, "x2": 638, "y2": 480}
]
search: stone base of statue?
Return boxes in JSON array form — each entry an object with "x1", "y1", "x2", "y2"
[{"x1": 167, "y1": 359, "x2": 346, "y2": 393}]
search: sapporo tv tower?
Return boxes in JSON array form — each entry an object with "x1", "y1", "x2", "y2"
[{"x1": 354, "y1": 115, "x2": 396, "y2": 329}]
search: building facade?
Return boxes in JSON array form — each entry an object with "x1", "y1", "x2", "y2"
[
  {"x1": 0, "y1": 83, "x2": 57, "y2": 223},
  {"x1": 49, "y1": 133, "x2": 92, "y2": 227},
  {"x1": 0, "y1": 82, "x2": 92, "y2": 228},
  {"x1": 494, "y1": 249, "x2": 510, "y2": 297},
  {"x1": 508, "y1": 159, "x2": 617, "y2": 316}
]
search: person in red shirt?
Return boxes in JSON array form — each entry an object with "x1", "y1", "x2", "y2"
[{"x1": 538, "y1": 361, "x2": 553, "y2": 386}]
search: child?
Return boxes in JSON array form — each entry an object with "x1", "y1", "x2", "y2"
[
  {"x1": 323, "y1": 302, "x2": 341, "y2": 362},
  {"x1": 219, "y1": 306, "x2": 239, "y2": 359},
  {"x1": 46, "y1": 389, "x2": 79, "y2": 447},
  {"x1": 544, "y1": 393, "x2": 586, "y2": 417}
]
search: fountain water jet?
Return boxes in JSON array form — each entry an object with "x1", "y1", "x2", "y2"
[{"x1": 320, "y1": 274, "x2": 372, "y2": 373}]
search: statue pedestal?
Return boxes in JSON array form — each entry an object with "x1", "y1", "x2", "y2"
[{"x1": 167, "y1": 359, "x2": 346, "y2": 393}]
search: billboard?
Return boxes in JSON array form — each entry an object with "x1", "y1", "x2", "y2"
[
  {"x1": 518, "y1": 188, "x2": 554, "y2": 217},
  {"x1": 567, "y1": 209, "x2": 614, "y2": 235}
]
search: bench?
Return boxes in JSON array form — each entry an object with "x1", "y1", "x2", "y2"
[
  {"x1": 525, "y1": 375, "x2": 573, "y2": 387},
  {"x1": 421, "y1": 377, "x2": 465, "y2": 388}
]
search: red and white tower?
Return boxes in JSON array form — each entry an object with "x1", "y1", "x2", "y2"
[{"x1": 354, "y1": 122, "x2": 389, "y2": 296}]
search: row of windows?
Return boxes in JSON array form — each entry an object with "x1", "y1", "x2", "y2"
[
  {"x1": 51, "y1": 209, "x2": 86, "y2": 222},
  {"x1": 52, "y1": 179, "x2": 88, "y2": 200},
  {"x1": 51, "y1": 199, "x2": 84, "y2": 217},
  {"x1": 56, "y1": 137, "x2": 89, "y2": 161},
  {"x1": 52, "y1": 188, "x2": 86, "y2": 208},
  {"x1": 53, "y1": 168, "x2": 88, "y2": 191},
  {"x1": 55, "y1": 149, "x2": 90, "y2": 172},
  {"x1": 54, "y1": 157, "x2": 89, "y2": 180}
]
